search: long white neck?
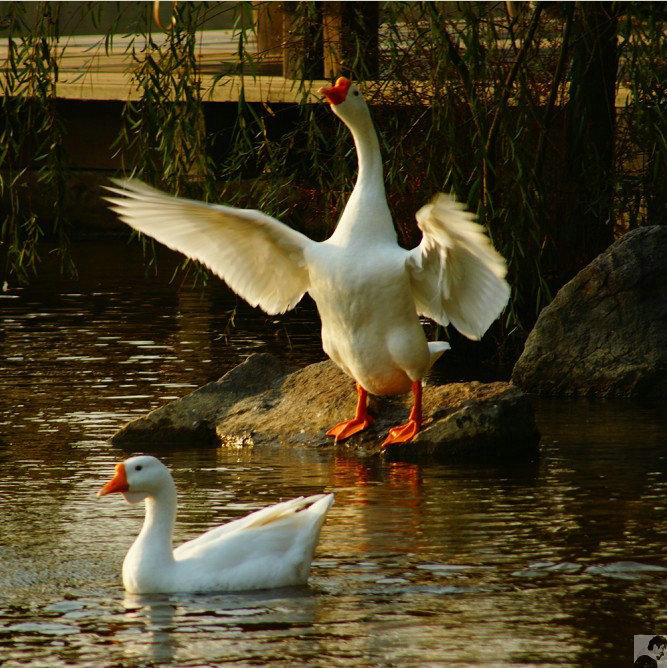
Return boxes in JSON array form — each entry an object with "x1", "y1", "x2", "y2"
[
  {"x1": 350, "y1": 112, "x2": 384, "y2": 192},
  {"x1": 329, "y1": 106, "x2": 395, "y2": 245},
  {"x1": 126, "y1": 484, "x2": 177, "y2": 572}
]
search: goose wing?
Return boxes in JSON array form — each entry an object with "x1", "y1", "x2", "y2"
[
  {"x1": 173, "y1": 494, "x2": 333, "y2": 561},
  {"x1": 105, "y1": 178, "x2": 313, "y2": 315},
  {"x1": 406, "y1": 193, "x2": 510, "y2": 340}
]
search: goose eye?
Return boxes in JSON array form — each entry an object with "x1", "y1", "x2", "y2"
[
  {"x1": 353, "y1": 90, "x2": 360, "y2": 96},
  {"x1": 135, "y1": 465, "x2": 142, "y2": 471}
]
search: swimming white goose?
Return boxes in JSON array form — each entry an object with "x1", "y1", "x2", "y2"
[
  {"x1": 105, "y1": 77, "x2": 509, "y2": 446},
  {"x1": 97, "y1": 455, "x2": 333, "y2": 594}
]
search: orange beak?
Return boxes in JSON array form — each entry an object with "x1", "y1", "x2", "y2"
[
  {"x1": 97, "y1": 462, "x2": 129, "y2": 497},
  {"x1": 318, "y1": 76, "x2": 352, "y2": 106}
]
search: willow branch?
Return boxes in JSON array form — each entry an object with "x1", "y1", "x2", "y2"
[
  {"x1": 534, "y1": 3, "x2": 574, "y2": 179},
  {"x1": 485, "y1": 3, "x2": 544, "y2": 158},
  {"x1": 439, "y1": 20, "x2": 486, "y2": 142},
  {"x1": 483, "y1": 3, "x2": 544, "y2": 205}
]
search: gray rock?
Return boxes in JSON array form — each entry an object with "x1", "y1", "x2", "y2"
[
  {"x1": 112, "y1": 353, "x2": 540, "y2": 461},
  {"x1": 512, "y1": 226, "x2": 667, "y2": 397},
  {"x1": 111, "y1": 353, "x2": 297, "y2": 448}
]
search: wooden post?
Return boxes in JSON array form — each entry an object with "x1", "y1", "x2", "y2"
[
  {"x1": 253, "y1": 2, "x2": 283, "y2": 61},
  {"x1": 322, "y1": 2, "x2": 379, "y2": 80},
  {"x1": 282, "y1": 1, "x2": 323, "y2": 80}
]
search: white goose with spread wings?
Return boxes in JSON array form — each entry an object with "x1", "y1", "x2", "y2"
[{"x1": 105, "y1": 77, "x2": 510, "y2": 446}]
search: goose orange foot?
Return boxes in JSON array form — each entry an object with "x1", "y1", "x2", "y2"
[
  {"x1": 381, "y1": 419, "x2": 420, "y2": 446},
  {"x1": 381, "y1": 380, "x2": 423, "y2": 447},
  {"x1": 326, "y1": 415, "x2": 374, "y2": 442},
  {"x1": 327, "y1": 383, "x2": 374, "y2": 443}
]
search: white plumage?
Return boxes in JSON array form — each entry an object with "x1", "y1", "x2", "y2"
[
  {"x1": 105, "y1": 179, "x2": 310, "y2": 315},
  {"x1": 105, "y1": 77, "x2": 510, "y2": 445},
  {"x1": 409, "y1": 193, "x2": 510, "y2": 340},
  {"x1": 98, "y1": 455, "x2": 333, "y2": 594}
]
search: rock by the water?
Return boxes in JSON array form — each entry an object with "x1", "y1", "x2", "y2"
[
  {"x1": 111, "y1": 353, "x2": 297, "y2": 448},
  {"x1": 512, "y1": 226, "x2": 667, "y2": 398},
  {"x1": 112, "y1": 353, "x2": 540, "y2": 461}
]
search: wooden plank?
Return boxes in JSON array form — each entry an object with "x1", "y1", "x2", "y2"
[
  {"x1": 52, "y1": 71, "x2": 330, "y2": 103},
  {"x1": 203, "y1": 75, "x2": 327, "y2": 103},
  {"x1": 32, "y1": 69, "x2": 637, "y2": 108}
]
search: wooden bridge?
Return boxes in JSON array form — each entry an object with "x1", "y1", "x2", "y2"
[
  {"x1": 0, "y1": 2, "x2": 634, "y2": 106},
  {"x1": 1, "y1": 3, "x2": 377, "y2": 104}
]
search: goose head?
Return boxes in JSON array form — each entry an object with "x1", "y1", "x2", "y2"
[
  {"x1": 98, "y1": 455, "x2": 173, "y2": 504},
  {"x1": 319, "y1": 77, "x2": 371, "y2": 129}
]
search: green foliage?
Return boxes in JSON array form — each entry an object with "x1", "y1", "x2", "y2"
[
  {"x1": 0, "y1": 1, "x2": 71, "y2": 278},
  {"x1": 0, "y1": 1, "x2": 664, "y2": 352},
  {"x1": 616, "y1": 5, "x2": 667, "y2": 230},
  {"x1": 114, "y1": 3, "x2": 215, "y2": 199}
]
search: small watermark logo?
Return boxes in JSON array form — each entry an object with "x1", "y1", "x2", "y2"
[{"x1": 634, "y1": 636, "x2": 667, "y2": 667}]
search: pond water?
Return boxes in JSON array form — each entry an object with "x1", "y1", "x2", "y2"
[{"x1": 0, "y1": 241, "x2": 665, "y2": 667}]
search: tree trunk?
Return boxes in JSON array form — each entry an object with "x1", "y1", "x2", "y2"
[{"x1": 565, "y1": 3, "x2": 619, "y2": 267}]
